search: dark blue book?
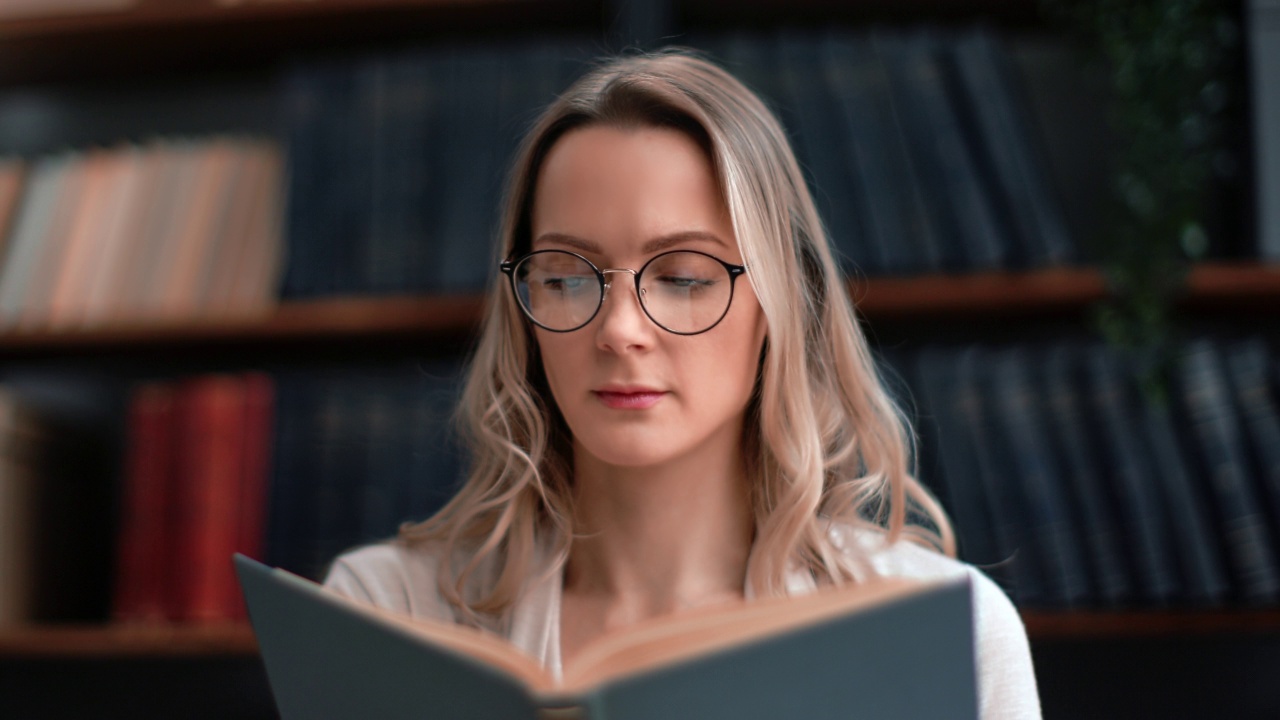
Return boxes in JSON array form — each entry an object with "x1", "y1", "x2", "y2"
[
  {"x1": 775, "y1": 30, "x2": 873, "y2": 276},
  {"x1": 987, "y1": 347, "x2": 1091, "y2": 607},
  {"x1": 1177, "y1": 339, "x2": 1280, "y2": 604},
  {"x1": 947, "y1": 27, "x2": 1075, "y2": 268},
  {"x1": 366, "y1": 50, "x2": 438, "y2": 296},
  {"x1": 357, "y1": 370, "x2": 413, "y2": 542},
  {"x1": 267, "y1": 370, "x2": 321, "y2": 577},
  {"x1": 306, "y1": 373, "x2": 371, "y2": 580},
  {"x1": 1083, "y1": 345, "x2": 1181, "y2": 606},
  {"x1": 911, "y1": 347, "x2": 1004, "y2": 573},
  {"x1": 405, "y1": 359, "x2": 468, "y2": 522},
  {"x1": 1137, "y1": 380, "x2": 1231, "y2": 606},
  {"x1": 820, "y1": 31, "x2": 933, "y2": 276},
  {"x1": 1040, "y1": 344, "x2": 1133, "y2": 606},
  {"x1": 1222, "y1": 339, "x2": 1280, "y2": 575},
  {"x1": 874, "y1": 29, "x2": 1009, "y2": 272},
  {"x1": 431, "y1": 45, "x2": 506, "y2": 294}
]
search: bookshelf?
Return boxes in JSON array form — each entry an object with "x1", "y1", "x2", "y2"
[
  {"x1": 1, "y1": 1, "x2": 1277, "y2": 719},
  {"x1": 0, "y1": 263, "x2": 1276, "y2": 362}
]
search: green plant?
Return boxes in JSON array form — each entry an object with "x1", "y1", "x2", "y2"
[{"x1": 1044, "y1": 0, "x2": 1240, "y2": 395}]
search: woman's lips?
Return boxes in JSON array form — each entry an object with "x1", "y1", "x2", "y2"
[{"x1": 593, "y1": 390, "x2": 665, "y2": 409}]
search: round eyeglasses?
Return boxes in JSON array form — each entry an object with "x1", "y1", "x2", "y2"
[{"x1": 499, "y1": 249, "x2": 748, "y2": 335}]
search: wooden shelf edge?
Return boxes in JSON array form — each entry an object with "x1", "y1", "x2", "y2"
[
  {"x1": 0, "y1": 0, "x2": 525, "y2": 40},
  {"x1": 0, "y1": 263, "x2": 1275, "y2": 357},
  {"x1": 1023, "y1": 608, "x2": 1280, "y2": 640},
  {"x1": 0, "y1": 623, "x2": 258, "y2": 657}
]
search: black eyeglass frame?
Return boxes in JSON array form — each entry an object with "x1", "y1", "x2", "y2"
[{"x1": 499, "y1": 249, "x2": 748, "y2": 336}]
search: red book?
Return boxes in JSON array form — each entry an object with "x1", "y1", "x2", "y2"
[
  {"x1": 228, "y1": 372, "x2": 275, "y2": 620},
  {"x1": 170, "y1": 375, "x2": 246, "y2": 623},
  {"x1": 112, "y1": 382, "x2": 177, "y2": 624}
]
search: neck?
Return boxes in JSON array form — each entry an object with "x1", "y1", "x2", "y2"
[{"x1": 564, "y1": 437, "x2": 754, "y2": 622}]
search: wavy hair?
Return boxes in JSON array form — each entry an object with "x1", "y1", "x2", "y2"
[{"x1": 400, "y1": 48, "x2": 954, "y2": 626}]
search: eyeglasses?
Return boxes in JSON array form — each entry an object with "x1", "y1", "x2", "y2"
[{"x1": 499, "y1": 249, "x2": 748, "y2": 335}]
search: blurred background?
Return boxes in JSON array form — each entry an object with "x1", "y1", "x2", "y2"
[{"x1": 0, "y1": 0, "x2": 1277, "y2": 718}]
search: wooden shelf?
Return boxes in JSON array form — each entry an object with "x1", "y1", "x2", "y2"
[
  {"x1": 0, "y1": 622, "x2": 257, "y2": 657},
  {"x1": 1023, "y1": 608, "x2": 1280, "y2": 641},
  {"x1": 0, "y1": 264, "x2": 1275, "y2": 360},
  {"x1": 0, "y1": 0, "x2": 595, "y2": 85}
]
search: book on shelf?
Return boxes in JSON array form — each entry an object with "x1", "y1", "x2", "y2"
[
  {"x1": 0, "y1": 138, "x2": 282, "y2": 331},
  {"x1": 264, "y1": 362, "x2": 466, "y2": 581},
  {"x1": 1224, "y1": 339, "x2": 1280, "y2": 539},
  {"x1": 235, "y1": 554, "x2": 978, "y2": 720},
  {"x1": 1081, "y1": 346, "x2": 1182, "y2": 606},
  {"x1": 112, "y1": 372, "x2": 276, "y2": 623},
  {"x1": 1250, "y1": 0, "x2": 1280, "y2": 261},
  {"x1": 1038, "y1": 344, "x2": 1133, "y2": 607},
  {"x1": 1176, "y1": 339, "x2": 1280, "y2": 604},
  {"x1": 986, "y1": 347, "x2": 1091, "y2": 607}
]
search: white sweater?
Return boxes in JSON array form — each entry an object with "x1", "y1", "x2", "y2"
[{"x1": 324, "y1": 526, "x2": 1042, "y2": 720}]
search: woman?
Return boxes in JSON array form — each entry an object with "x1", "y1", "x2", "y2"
[{"x1": 325, "y1": 49, "x2": 1040, "y2": 718}]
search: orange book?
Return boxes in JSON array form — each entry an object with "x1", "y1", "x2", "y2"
[
  {"x1": 17, "y1": 152, "x2": 89, "y2": 329},
  {"x1": 171, "y1": 374, "x2": 246, "y2": 622},
  {"x1": 202, "y1": 141, "x2": 266, "y2": 314},
  {"x1": 111, "y1": 382, "x2": 178, "y2": 624},
  {"x1": 75, "y1": 145, "x2": 146, "y2": 327},
  {"x1": 225, "y1": 141, "x2": 285, "y2": 315},
  {"x1": 0, "y1": 158, "x2": 29, "y2": 267},
  {"x1": 46, "y1": 148, "x2": 130, "y2": 328},
  {"x1": 156, "y1": 139, "x2": 240, "y2": 322}
]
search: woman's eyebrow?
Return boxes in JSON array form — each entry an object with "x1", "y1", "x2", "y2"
[
  {"x1": 531, "y1": 230, "x2": 727, "y2": 254},
  {"x1": 640, "y1": 231, "x2": 727, "y2": 254}
]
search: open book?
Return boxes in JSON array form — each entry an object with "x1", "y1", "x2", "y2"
[{"x1": 234, "y1": 554, "x2": 977, "y2": 720}]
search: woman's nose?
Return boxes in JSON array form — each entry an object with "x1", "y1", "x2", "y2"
[{"x1": 595, "y1": 274, "x2": 654, "y2": 352}]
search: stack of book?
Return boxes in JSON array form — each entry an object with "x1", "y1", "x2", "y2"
[
  {"x1": 898, "y1": 337, "x2": 1280, "y2": 609},
  {"x1": 265, "y1": 360, "x2": 467, "y2": 582},
  {"x1": 279, "y1": 25, "x2": 1076, "y2": 299},
  {"x1": 0, "y1": 137, "x2": 283, "y2": 331},
  {"x1": 112, "y1": 373, "x2": 275, "y2": 624}
]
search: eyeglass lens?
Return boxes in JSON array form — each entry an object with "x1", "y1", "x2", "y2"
[{"x1": 513, "y1": 250, "x2": 734, "y2": 334}]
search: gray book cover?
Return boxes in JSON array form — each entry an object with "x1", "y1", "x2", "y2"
[{"x1": 236, "y1": 555, "x2": 977, "y2": 720}]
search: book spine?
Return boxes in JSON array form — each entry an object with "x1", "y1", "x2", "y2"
[
  {"x1": 775, "y1": 30, "x2": 873, "y2": 275},
  {"x1": 1083, "y1": 345, "x2": 1181, "y2": 605},
  {"x1": 1251, "y1": 0, "x2": 1280, "y2": 260},
  {"x1": 1138, "y1": 382, "x2": 1231, "y2": 606},
  {"x1": 230, "y1": 372, "x2": 276, "y2": 620},
  {"x1": 171, "y1": 375, "x2": 247, "y2": 622},
  {"x1": 876, "y1": 30, "x2": 1006, "y2": 272},
  {"x1": 1040, "y1": 344, "x2": 1132, "y2": 606},
  {"x1": 112, "y1": 382, "x2": 178, "y2": 623},
  {"x1": 988, "y1": 347, "x2": 1091, "y2": 607},
  {"x1": 955, "y1": 346, "x2": 1045, "y2": 604},
  {"x1": 948, "y1": 27, "x2": 1075, "y2": 267},
  {"x1": 1224, "y1": 339, "x2": 1280, "y2": 537},
  {"x1": 911, "y1": 347, "x2": 1003, "y2": 571},
  {"x1": 1177, "y1": 338, "x2": 1280, "y2": 603}
]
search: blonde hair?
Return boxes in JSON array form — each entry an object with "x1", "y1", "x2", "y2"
[{"x1": 400, "y1": 48, "x2": 954, "y2": 625}]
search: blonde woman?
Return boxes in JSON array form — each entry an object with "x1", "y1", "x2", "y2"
[{"x1": 325, "y1": 50, "x2": 1040, "y2": 718}]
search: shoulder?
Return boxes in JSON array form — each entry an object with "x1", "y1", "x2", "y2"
[
  {"x1": 322, "y1": 540, "x2": 456, "y2": 623},
  {"x1": 829, "y1": 524, "x2": 1043, "y2": 720}
]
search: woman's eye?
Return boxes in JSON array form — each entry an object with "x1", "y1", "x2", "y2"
[
  {"x1": 657, "y1": 274, "x2": 713, "y2": 289},
  {"x1": 544, "y1": 276, "x2": 591, "y2": 291}
]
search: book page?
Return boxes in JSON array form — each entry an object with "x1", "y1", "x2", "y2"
[{"x1": 557, "y1": 577, "x2": 940, "y2": 694}]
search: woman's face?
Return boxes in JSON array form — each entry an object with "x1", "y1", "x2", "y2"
[{"x1": 528, "y1": 124, "x2": 768, "y2": 470}]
